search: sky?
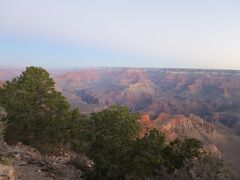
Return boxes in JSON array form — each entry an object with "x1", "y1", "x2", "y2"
[{"x1": 0, "y1": 0, "x2": 240, "y2": 69}]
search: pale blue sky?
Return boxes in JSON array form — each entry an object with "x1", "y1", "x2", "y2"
[{"x1": 0, "y1": 0, "x2": 240, "y2": 69}]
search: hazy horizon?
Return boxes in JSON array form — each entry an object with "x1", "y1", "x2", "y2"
[{"x1": 1, "y1": 0, "x2": 240, "y2": 69}]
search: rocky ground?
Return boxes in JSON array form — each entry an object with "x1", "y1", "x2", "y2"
[{"x1": 0, "y1": 142, "x2": 88, "y2": 180}]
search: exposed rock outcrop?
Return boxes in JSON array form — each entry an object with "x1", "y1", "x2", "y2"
[
  {"x1": 0, "y1": 164, "x2": 16, "y2": 180},
  {"x1": 139, "y1": 112, "x2": 216, "y2": 142},
  {"x1": 189, "y1": 114, "x2": 216, "y2": 134},
  {"x1": 139, "y1": 112, "x2": 222, "y2": 160},
  {"x1": 202, "y1": 144, "x2": 221, "y2": 158},
  {"x1": 151, "y1": 113, "x2": 216, "y2": 141},
  {"x1": 0, "y1": 80, "x2": 4, "y2": 87},
  {"x1": 0, "y1": 143, "x2": 86, "y2": 180},
  {"x1": 139, "y1": 113, "x2": 159, "y2": 136}
]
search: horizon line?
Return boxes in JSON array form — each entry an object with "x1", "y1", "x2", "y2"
[{"x1": 1, "y1": 65, "x2": 240, "y2": 72}]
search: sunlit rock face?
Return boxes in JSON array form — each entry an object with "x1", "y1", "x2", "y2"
[
  {"x1": 139, "y1": 112, "x2": 216, "y2": 142},
  {"x1": 139, "y1": 113, "x2": 159, "y2": 137}
]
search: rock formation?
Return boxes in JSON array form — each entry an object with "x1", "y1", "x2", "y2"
[
  {"x1": 0, "y1": 164, "x2": 16, "y2": 180},
  {"x1": 0, "y1": 142, "x2": 86, "y2": 180}
]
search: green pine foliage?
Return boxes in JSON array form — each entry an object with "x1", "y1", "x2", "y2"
[
  {"x1": 162, "y1": 138, "x2": 203, "y2": 172},
  {"x1": 85, "y1": 106, "x2": 140, "y2": 179},
  {"x1": 0, "y1": 67, "x2": 72, "y2": 151},
  {"x1": 127, "y1": 129, "x2": 167, "y2": 179},
  {"x1": 67, "y1": 108, "x2": 92, "y2": 153},
  {"x1": 0, "y1": 107, "x2": 6, "y2": 142}
]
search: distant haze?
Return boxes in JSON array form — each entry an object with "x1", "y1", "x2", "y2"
[{"x1": 0, "y1": 0, "x2": 240, "y2": 69}]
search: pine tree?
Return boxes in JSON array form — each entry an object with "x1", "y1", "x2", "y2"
[{"x1": 0, "y1": 67, "x2": 71, "y2": 151}]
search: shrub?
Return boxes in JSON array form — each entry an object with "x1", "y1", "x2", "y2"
[{"x1": 85, "y1": 105, "x2": 140, "y2": 179}]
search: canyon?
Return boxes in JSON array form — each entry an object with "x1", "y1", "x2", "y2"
[{"x1": 1, "y1": 67, "x2": 240, "y2": 175}]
